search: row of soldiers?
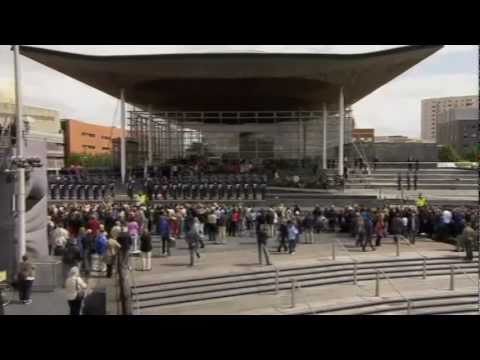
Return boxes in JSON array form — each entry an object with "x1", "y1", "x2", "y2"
[
  {"x1": 128, "y1": 176, "x2": 268, "y2": 201},
  {"x1": 397, "y1": 172, "x2": 419, "y2": 191},
  {"x1": 49, "y1": 175, "x2": 116, "y2": 200}
]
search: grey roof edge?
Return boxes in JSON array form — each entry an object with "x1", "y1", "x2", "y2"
[{"x1": 18, "y1": 45, "x2": 444, "y2": 62}]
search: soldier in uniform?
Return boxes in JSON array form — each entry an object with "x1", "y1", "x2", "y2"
[
  {"x1": 153, "y1": 180, "x2": 160, "y2": 200},
  {"x1": 243, "y1": 182, "x2": 250, "y2": 200},
  {"x1": 92, "y1": 178, "x2": 99, "y2": 200},
  {"x1": 199, "y1": 182, "x2": 205, "y2": 200},
  {"x1": 227, "y1": 181, "x2": 233, "y2": 200},
  {"x1": 235, "y1": 181, "x2": 241, "y2": 200},
  {"x1": 182, "y1": 182, "x2": 189, "y2": 200},
  {"x1": 208, "y1": 182, "x2": 215, "y2": 200},
  {"x1": 170, "y1": 182, "x2": 177, "y2": 200},
  {"x1": 406, "y1": 172, "x2": 411, "y2": 191},
  {"x1": 100, "y1": 179, "x2": 107, "y2": 199},
  {"x1": 191, "y1": 180, "x2": 198, "y2": 200},
  {"x1": 109, "y1": 177, "x2": 116, "y2": 198},
  {"x1": 161, "y1": 181, "x2": 169, "y2": 201},
  {"x1": 50, "y1": 180, "x2": 57, "y2": 200},
  {"x1": 58, "y1": 177, "x2": 66, "y2": 200},
  {"x1": 218, "y1": 182, "x2": 224, "y2": 200},
  {"x1": 260, "y1": 181, "x2": 267, "y2": 200},
  {"x1": 252, "y1": 181, "x2": 258, "y2": 201},
  {"x1": 76, "y1": 182, "x2": 83, "y2": 200},
  {"x1": 127, "y1": 177, "x2": 135, "y2": 200},
  {"x1": 67, "y1": 181, "x2": 75, "y2": 200},
  {"x1": 397, "y1": 173, "x2": 402, "y2": 191},
  {"x1": 413, "y1": 172, "x2": 418, "y2": 191},
  {"x1": 84, "y1": 178, "x2": 91, "y2": 200}
]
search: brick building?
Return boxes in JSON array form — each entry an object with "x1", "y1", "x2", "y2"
[
  {"x1": 352, "y1": 128, "x2": 375, "y2": 142},
  {"x1": 61, "y1": 119, "x2": 123, "y2": 158}
]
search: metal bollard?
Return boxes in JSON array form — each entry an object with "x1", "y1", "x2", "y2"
[
  {"x1": 396, "y1": 240, "x2": 400, "y2": 257},
  {"x1": 353, "y1": 261, "x2": 358, "y2": 285},
  {"x1": 332, "y1": 240, "x2": 336, "y2": 261},
  {"x1": 375, "y1": 271, "x2": 381, "y2": 297},
  {"x1": 449, "y1": 266, "x2": 455, "y2": 291},
  {"x1": 422, "y1": 258, "x2": 427, "y2": 279},
  {"x1": 407, "y1": 301, "x2": 412, "y2": 315},
  {"x1": 275, "y1": 269, "x2": 279, "y2": 294},
  {"x1": 291, "y1": 279, "x2": 297, "y2": 308}
]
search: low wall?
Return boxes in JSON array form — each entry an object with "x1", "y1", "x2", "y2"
[{"x1": 344, "y1": 143, "x2": 439, "y2": 162}]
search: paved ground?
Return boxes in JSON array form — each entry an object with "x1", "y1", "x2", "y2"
[
  {"x1": 134, "y1": 232, "x2": 466, "y2": 285},
  {"x1": 270, "y1": 188, "x2": 479, "y2": 202},
  {"x1": 3, "y1": 276, "x2": 109, "y2": 316}
]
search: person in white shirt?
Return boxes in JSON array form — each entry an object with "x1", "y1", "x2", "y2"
[
  {"x1": 65, "y1": 266, "x2": 88, "y2": 316},
  {"x1": 51, "y1": 225, "x2": 69, "y2": 256},
  {"x1": 442, "y1": 210, "x2": 452, "y2": 224}
]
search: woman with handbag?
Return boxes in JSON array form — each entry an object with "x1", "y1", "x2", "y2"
[{"x1": 65, "y1": 266, "x2": 88, "y2": 315}]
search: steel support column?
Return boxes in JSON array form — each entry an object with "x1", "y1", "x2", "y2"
[
  {"x1": 339, "y1": 87, "x2": 345, "y2": 177},
  {"x1": 120, "y1": 89, "x2": 126, "y2": 184},
  {"x1": 323, "y1": 103, "x2": 327, "y2": 170},
  {"x1": 13, "y1": 45, "x2": 26, "y2": 265}
]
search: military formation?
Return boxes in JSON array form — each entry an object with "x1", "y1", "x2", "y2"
[
  {"x1": 48, "y1": 175, "x2": 117, "y2": 201},
  {"x1": 129, "y1": 173, "x2": 268, "y2": 201}
]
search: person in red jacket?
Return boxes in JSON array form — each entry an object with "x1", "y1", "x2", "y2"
[{"x1": 87, "y1": 216, "x2": 101, "y2": 237}]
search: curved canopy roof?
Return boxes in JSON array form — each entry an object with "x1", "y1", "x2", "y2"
[{"x1": 19, "y1": 45, "x2": 443, "y2": 111}]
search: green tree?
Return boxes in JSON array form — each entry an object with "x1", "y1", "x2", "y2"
[
  {"x1": 438, "y1": 145, "x2": 462, "y2": 162},
  {"x1": 66, "y1": 153, "x2": 114, "y2": 168},
  {"x1": 461, "y1": 147, "x2": 478, "y2": 162}
]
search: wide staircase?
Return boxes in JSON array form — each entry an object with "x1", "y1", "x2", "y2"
[
  {"x1": 131, "y1": 254, "x2": 478, "y2": 314},
  {"x1": 346, "y1": 167, "x2": 478, "y2": 190}
]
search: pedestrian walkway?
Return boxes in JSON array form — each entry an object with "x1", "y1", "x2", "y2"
[
  {"x1": 4, "y1": 275, "x2": 110, "y2": 315},
  {"x1": 133, "y1": 232, "x2": 463, "y2": 286}
]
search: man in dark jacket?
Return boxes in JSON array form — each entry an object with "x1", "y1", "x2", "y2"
[
  {"x1": 185, "y1": 228, "x2": 201, "y2": 267},
  {"x1": 277, "y1": 220, "x2": 289, "y2": 253},
  {"x1": 257, "y1": 224, "x2": 271, "y2": 266},
  {"x1": 302, "y1": 214, "x2": 315, "y2": 244},
  {"x1": 407, "y1": 210, "x2": 420, "y2": 245},
  {"x1": 140, "y1": 229, "x2": 153, "y2": 271},
  {"x1": 391, "y1": 214, "x2": 404, "y2": 243},
  {"x1": 116, "y1": 227, "x2": 133, "y2": 269}
]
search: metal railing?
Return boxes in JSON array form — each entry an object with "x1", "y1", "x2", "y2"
[
  {"x1": 450, "y1": 264, "x2": 478, "y2": 290},
  {"x1": 375, "y1": 269, "x2": 414, "y2": 315},
  {"x1": 128, "y1": 256, "x2": 141, "y2": 315},
  {"x1": 333, "y1": 236, "x2": 421, "y2": 313}
]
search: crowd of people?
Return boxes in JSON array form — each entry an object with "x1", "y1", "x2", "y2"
[{"x1": 39, "y1": 197, "x2": 480, "y2": 314}]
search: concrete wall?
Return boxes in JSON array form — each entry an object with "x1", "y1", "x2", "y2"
[{"x1": 344, "y1": 142, "x2": 439, "y2": 162}]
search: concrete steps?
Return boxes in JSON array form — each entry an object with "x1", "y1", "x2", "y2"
[
  {"x1": 294, "y1": 292, "x2": 478, "y2": 315},
  {"x1": 132, "y1": 255, "x2": 478, "y2": 310},
  {"x1": 346, "y1": 168, "x2": 478, "y2": 190}
]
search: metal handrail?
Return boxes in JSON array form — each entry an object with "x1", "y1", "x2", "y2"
[
  {"x1": 128, "y1": 262, "x2": 141, "y2": 315},
  {"x1": 377, "y1": 269, "x2": 414, "y2": 314},
  {"x1": 332, "y1": 238, "x2": 377, "y2": 297},
  {"x1": 451, "y1": 264, "x2": 478, "y2": 287}
]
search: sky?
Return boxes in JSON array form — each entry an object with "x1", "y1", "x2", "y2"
[{"x1": 0, "y1": 45, "x2": 477, "y2": 138}]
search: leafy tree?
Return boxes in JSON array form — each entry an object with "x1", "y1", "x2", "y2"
[
  {"x1": 438, "y1": 145, "x2": 462, "y2": 162},
  {"x1": 66, "y1": 153, "x2": 114, "y2": 168},
  {"x1": 461, "y1": 147, "x2": 479, "y2": 162}
]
